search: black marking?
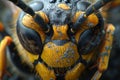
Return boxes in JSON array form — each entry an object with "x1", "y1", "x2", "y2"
[
  {"x1": 8, "y1": 42, "x2": 33, "y2": 74},
  {"x1": 34, "y1": 14, "x2": 50, "y2": 32},
  {"x1": 52, "y1": 40, "x2": 69, "y2": 46},
  {"x1": 56, "y1": 75, "x2": 65, "y2": 80},
  {"x1": 72, "y1": 1, "x2": 91, "y2": 32},
  {"x1": 78, "y1": 55, "x2": 88, "y2": 66},
  {"x1": 71, "y1": 0, "x2": 112, "y2": 33},
  {"x1": 85, "y1": 0, "x2": 113, "y2": 16},
  {"x1": 77, "y1": 1, "x2": 91, "y2": 11},
  {"x1": 54, "y1": 68, "x2": 66, "y2": 80},
  {"x1": 9, "y1": 0, "x2": 35, "y2": 16},
  {"x1": 72, "y1": 13, "x2": 87, "y2": 32},
  {"x1": 48, "y1": 6, "x2": 71, "y2": 25},
  {"x1": 17, "y1": 12, "x2": 43, "y2": 55},
  {"x1": 64, "y1": 0, "x2": 70, "y2": 3},
  {"x1": 9, "y1": 0, "x2": 50, "y2": 33},
  {"x1": 78, "y1": 30, "x2": 101, "y2": 54}
]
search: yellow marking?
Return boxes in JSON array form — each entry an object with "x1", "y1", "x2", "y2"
[
  {"x1": 98, "y1": 24, "x2": 115, "y2": 72},
  {"x1": 35, "y1": 62, "x2": 56, "y2": 80},
  {"x1": 41, "y1": 42, "x2": 79, "y2": 67},
  {"x1": 52, "y1": 25, "x2": 69, "y2": 40},
  {"x1": 58, "y1": 3, "x2": 70, "y2": 10},
  {"x1": 0, "y1": 36, "x2": 12, "y2": 79},
  {"x1": 65, "y1": 63, "x2": 85, "y2": 80},
  {"x1": 73, "y1": 11, "x2": 99, "y2": 42},
  {"x1": 87, "y1": 13, "x2": 99, "y2": 27},
  {"x1": 22, "y1": 11, "x2": 49, "y2": 42},
  {"x1": 72, "y1": 11, "x2": 83, "y2": 23},
  {"x1": 72, "y1": 11, "x2": 98, "y2": 26},
  {"x1": 25, "y1": 52, "x2": 39, "y2": 63}
]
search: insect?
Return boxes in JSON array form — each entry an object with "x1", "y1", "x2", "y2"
[{"x1": 0, "y1": 0, "x2": 115, "y2": 80}]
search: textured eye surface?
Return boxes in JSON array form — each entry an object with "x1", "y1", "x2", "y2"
[{"x1": 17, "y1": 12, "x2": 43, "y2": 54}]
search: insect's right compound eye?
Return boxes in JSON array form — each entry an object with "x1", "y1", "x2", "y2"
[{"x1": 17, "y1": 12, "x2": 43, "y2": 55}]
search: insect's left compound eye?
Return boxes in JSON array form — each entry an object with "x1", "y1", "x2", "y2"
[{"x1": 17, "y1": 13, "x2": 43, "y2": 55}]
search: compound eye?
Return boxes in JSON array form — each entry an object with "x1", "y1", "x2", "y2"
[
  {"x1": 17, "y1": 13, "x2": 43, "y2": 55},
  {"x1": 78, "y1": 30, "x2": 101, "y2": 54}
]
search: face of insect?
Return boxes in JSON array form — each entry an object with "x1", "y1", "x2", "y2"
[{"x1": 8, "y1": 0, "x2": 113, "y2": 80}]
